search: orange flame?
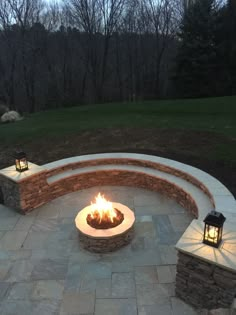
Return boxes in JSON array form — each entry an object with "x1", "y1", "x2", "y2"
[{"x1": 90, "y1": 193, "x2": 117, "y2": 223}]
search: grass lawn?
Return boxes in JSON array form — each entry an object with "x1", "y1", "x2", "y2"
[
  {"x1": 0, "y1": 95, "x2": 235, "y2": 195},
  {"x1": 0, "y1": 95, "x2": 235, "y2": 161}
]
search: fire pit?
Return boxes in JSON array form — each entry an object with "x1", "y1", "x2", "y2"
[{"x1": 75, "y1": 193, "x2": 135, "y2": 253}]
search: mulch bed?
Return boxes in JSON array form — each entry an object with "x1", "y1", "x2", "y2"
[{"x1": 0, "y1": 128, "x2": 235, "y2": 197}]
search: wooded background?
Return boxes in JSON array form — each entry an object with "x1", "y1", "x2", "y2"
[{"x1": 0, "y1": 0, "x2": 235, "y2": 113}]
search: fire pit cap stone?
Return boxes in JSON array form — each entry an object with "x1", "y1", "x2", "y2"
[{"x1": 75, "y1": 202, "x2": 135, "y2": 239}]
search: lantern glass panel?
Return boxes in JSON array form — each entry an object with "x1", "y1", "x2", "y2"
[{"x1": 204, "y1": 224, "x2": 219, "y2": 244}]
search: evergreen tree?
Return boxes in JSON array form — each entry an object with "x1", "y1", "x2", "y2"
[
  {"x1": 216, "y1": 0, "x2": 236, "y2": 95},
  {"x1": 173, "y1": 0, "x2": 219, "y2": 98}
]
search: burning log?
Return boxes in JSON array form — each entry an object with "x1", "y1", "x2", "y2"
[
  {"x1": 87, "y1": 208, "x2": 124, "y2": 229},
  {"x1": 86, "y1": 193, "x2": 124, "y2": 229}
]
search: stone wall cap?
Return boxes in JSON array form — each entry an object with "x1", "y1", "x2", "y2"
[
  {"x1": 176, "y1": 219, "x2": 236, "y2": 272},
  {"x1": 0, "y1": 162, "x2": 46, "y2": 182},
  {"x1": 43, "y1": 153, "x2": 234, "y2": 199}
]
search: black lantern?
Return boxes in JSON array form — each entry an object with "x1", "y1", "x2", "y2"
[
  {"x1": 203, "y1": 210, "x2": 226, "y2": 248},
  {"x1": 14, "y1": 151, "x2": 28, "y2": 172}
]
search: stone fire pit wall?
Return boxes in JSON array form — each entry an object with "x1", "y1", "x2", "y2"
[
  {"x1": 175, "y1": 220, "x2": 236, "y2": 309},
  {"x1": 75, "y1": 202, "x2": 135, "y2": 253},
  {"x1": 79, "y1": 227, "x2": 134, "y2": 253}
]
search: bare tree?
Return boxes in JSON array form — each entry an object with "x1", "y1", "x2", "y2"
[
  {"x1": 0, "y1": 0, "x2": 18, "y2": 107},
  {"x1": 2, "y1": 0, "x2": 45, "y2": 112},
  {"x1": 66, "y1": 0, "x2": 125, "y2": 101},
  {"x1": 42, "y1": 1, "x2": 62, "y2": 31},
  {"x1": 141, "y1": 0, "x2": 175, "y2": 97},
  {"x1": 0, "y1": 0, "x2": 185, "y2": 110}
]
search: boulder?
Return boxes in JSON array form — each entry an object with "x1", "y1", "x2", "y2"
[{"x1": 1, "y1": 111, "x2": 22, "y2": 123}]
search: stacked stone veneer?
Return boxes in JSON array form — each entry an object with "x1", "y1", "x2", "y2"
[
  {"x1": 0, "y1": 171, "x2": 49, "y2": 213},
  {"x1": 79, "y1": 226, "x2": 134, "y2": 253},
  {"x1": 0, "y1": 176, "x2": 21, "y2": 209},
  {"x1": 0, "y1": 168, "x2": 198, "y2": 215},
  {"x1": 176, "y1": 251, "x2": 236, "y2": 309},
  {"x1": 46, "y1": 158, "x2": 214, "y2": 205}
]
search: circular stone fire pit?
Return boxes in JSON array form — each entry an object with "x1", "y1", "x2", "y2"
[{"x1": 75, "y1": 202, "x2": 135, "y2": 253}]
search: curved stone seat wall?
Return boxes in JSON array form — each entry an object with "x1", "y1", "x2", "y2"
[
  {"x1": 43, "y1": 153, "x2": 236, "y2": 219},
  {"x1": 0, "y1": 153, "x2": 235, "y2": 220},
  {"x1": 45, "y1": 155, "x2": 214, "y2": 205},
  {"x1": 47, "y1": 169, "x2": 199, "y2": 217}
]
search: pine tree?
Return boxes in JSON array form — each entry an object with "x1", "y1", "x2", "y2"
[
  {"x1": 211, "y1": 0, "x2": 236, "y2": 96},
  {"x1": 223, "y1": 0, "x2": 236, "y2": 95},
  {"x1": 173, "y1": 0, "x2": 218, "y2": 98}
]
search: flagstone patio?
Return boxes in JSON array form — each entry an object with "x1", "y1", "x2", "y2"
[{"x1": 0, "y1": 186, "x2": 213, "y2": 315}]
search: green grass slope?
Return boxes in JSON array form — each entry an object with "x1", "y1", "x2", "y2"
[{"x1": 0, "y1": 96, "x2": 235, "y2": 162}]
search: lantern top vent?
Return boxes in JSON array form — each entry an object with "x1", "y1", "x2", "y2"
[
  {"x1": 204, "y1": 210, "x2": 226, "y2": 227},
  {"x1": 14, "y1": 151, "x2": 27, "y2": 159}
]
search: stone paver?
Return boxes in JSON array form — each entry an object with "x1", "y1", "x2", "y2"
[
  {"x1": 156, "y1": 265, "x2": 175, "y2": 283},
  {"x1": 7, "y1": 282, "x2": 34, "y2": 300},
  {"x1": 31, "y1": 248, "x2": 71, "y2": 260},
  {"x1": 0, "y1": 250, "x2": 9, "y2": 260},
  {"x1": 0, "y1": 217, "x2": 19, "y2": 231},
  {"x1": 6, "y1": 259, "x2": 34, "y2": 282},
  {"x1": 111, "y1": 272, "x2": 135, "y2": 298},
  {"x1": 31, "y1": 259, "x2": 68, "y2": 280},
  {"x1": 31, "y1": 280, "x2": 64, "y2": 300},
  {"x1": 61, "y1": 291, "x2": 95, "y2": 314},
  {"x1": 64, "y1": 260, "x2": 82, "y2": 293},
  {"x1": 171, "y1": 297, "x2": 199, "y2": 315},
  {"x1": 0, "y1": 300, "x2": 60, "y2": 315},
  {"x1": 0, "y1": 230, "x2": 28, "y2": 250},
  {"x1": 0, "y1": 205, "x2": 20, "y2": 218},
  {"x1": 153, "y1": 214, "x2": 182, "y2": 245},
  {"x1": 0, "y1": 261, "x2": 11, "y2": 281},
  {"x1": 129, "y1": 248, "x2": 163, "y2": 266},
  {"x1": 36, "y1": 202, "x2": 61, "y2": 219},
  {"x1": 0, "y1": 282, "x2": 9, "y2": 300},
  {"x1": 79, "y1": 273, "x2": 97, "y2": 292},
  {"x1": 96, "y1": 278, "x2": 111, "y2": 298},
  {"x1": 14, "y1": 216, "x2": 35, "y2": 231},
  {"x1": 112, "y1": 261, "x2": 133, "y2": 272},
  {"x1": 159, "y1": 245, "x2": 178, "y2": 264},
  {"x1": 136, "y1": 283, "x2": 169, "y2": 306},
  {"x1": 0, "y1": 186, "x2": 202, "y2": 314},
  {"x1": 168, "y1": 213, "x2": 193, "y2": 232},
  {"x1": 138, "y1": 304, "x2": 172, "y2": 315},
  {"x1": 22, "y1": 231, "x2": 53, "y2": 249},
  {"x1": 135, "y1": 266, "x2": 158, "y2": 284},
  {"x1": 95, "y1": 298, "x2": 137, "y2": 315},
  {"x1": 30, "y1": 218, "x2": 59, "y2": 232},
  {"x1": 135, "y1": 220, "x2": 156, "y2": 239}
]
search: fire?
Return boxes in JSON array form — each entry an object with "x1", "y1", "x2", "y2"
[
  {"x1": 86, "y1": 193, "x2": 124, "y2": 229},
  {"x1": 90, "y1": 193, "x2": 117, "y2": 223}
]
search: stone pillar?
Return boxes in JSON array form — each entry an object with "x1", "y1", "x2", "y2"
[
  {"x1": 0, "y1": 163, "x2": 48, "y2": 214},
  {"x1": 175, "y1": 220, "x2": 236, "y2": 310},
  {"x1": 176, "y1": 251, "x2": 236, "y2": 309}
]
